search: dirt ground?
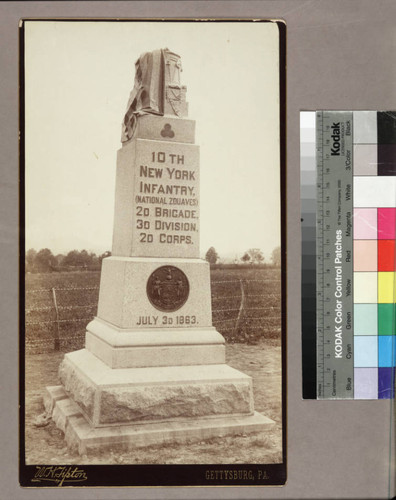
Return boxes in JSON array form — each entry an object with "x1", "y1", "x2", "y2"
[{"x1": 24, "y1": 339, "x2": 283, "y2": 465}]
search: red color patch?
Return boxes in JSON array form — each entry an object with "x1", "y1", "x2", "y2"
[{"x1": 378, "y1": 240, "x2": 396, "y2": 271}]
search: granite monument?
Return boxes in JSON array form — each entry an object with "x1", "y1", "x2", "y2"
[{"x1": 44, "y1": 48, "x2": 274, "y2": 454}]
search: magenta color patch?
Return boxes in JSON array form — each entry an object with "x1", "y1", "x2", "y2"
[
  {"x1": 353, "y1": 208, "x2": 377, "y2": 239},
  {"x1": 378, "y1": 208, "x2": 396, "y2": 239}
]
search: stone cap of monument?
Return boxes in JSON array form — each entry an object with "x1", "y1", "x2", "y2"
[{"x1": 121, "y1": 48, "x2": 189, "y2": 144}]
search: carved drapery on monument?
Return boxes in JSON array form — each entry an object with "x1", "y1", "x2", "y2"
[{"x1": 121, "y1": 48, "x2": 188, "y2": 143}]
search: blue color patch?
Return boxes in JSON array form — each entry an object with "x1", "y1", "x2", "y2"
[{"x1": 378, "y1": 367, "x2": 395, "y2": 399}]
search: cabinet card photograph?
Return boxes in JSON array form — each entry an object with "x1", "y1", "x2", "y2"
[{"x1": 20, "y1": 19, "x2": 286, "y2": 488}]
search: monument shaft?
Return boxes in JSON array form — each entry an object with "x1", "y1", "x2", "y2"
[{"x1": 112, "y1": 131, "x2": 200, "y2": 258}]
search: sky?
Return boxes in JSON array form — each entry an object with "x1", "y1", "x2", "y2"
[{"x1": 25, "y1": 21, "x2": 281, "y2": 261}]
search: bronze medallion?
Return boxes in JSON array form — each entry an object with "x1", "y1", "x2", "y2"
[{"x1": 146, "y1": 266, "x2": 189, "y2": 312}]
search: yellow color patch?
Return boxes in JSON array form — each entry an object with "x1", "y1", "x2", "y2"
[{"x1": 378, "y1": 272, "x2": 396, "y2": 303}]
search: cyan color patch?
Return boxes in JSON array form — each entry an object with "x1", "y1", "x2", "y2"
[
  {"x1": 378, "y1": 336, "x2": 396, "y2": 367},
  {"x1": 354, "y1": 336, "x2": 378, "y2": 367}
]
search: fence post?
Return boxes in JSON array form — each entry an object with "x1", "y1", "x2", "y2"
[
  {"x1": 51, "y1": 287, "x2": 60, "y2": 351},
  {"x1": 233, "y1": 279, "x2": 245, "y2": 337}
]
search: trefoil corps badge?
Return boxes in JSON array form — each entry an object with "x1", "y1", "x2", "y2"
[{"x1": 147, "y1": 266, "x2": 189, "y2": 312}]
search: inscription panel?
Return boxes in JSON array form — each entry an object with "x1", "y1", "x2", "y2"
[{"x1": 132, "y1": 139, "x2": 200, "y2": 258}]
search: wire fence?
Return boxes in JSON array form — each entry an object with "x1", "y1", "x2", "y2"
[{"x1": 25, "y1": 277, "x2": 281, "y2": 353}]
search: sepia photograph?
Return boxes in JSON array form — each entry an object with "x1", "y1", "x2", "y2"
[{"x1": 21, "y1": 19, "x2": 286, "y2": 487}]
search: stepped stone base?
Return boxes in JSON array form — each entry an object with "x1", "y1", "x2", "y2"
[
  {"x1": 56, "y1": 349, "x2": 256, "y2": 427},
  {"x1": 85, "y1": 318, "x2": 225, "y2": 368},
  {"x1": 44, "y1": 386, "x2": 275, "y2": 455},
  {"x1": 44, "y1": 347, "x2": 276, "y2": 454}
]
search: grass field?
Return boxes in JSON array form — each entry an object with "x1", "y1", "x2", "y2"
[
  {"x1": 25, "y1": 266, "x2": 281, "y2": 353},
  {"x1": 210, "y1": 266, "x2": 281, "y2": 344}
]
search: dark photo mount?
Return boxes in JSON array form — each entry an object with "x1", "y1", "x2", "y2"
[{"x1": 20, "y1": 19, "x2": 286, "y2": 488}]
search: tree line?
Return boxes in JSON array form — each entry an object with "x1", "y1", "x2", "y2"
[
  {"x1": 26, "y1": 245, "x2": 281, "y2": 273},
  {"x1": 25, "y1": 248, "x2": 111, "y2": 273},
  {"x1": 205, "y1": 246, "x2": 281, "y2": 267}
]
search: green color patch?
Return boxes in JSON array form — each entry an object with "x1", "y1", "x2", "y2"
[{"x1": 378, "y1": 303, "x2": 396, "y2": 335}]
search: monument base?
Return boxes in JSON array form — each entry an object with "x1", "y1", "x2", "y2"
[
  {"x1": 85, "y1": 318, "x2": 225, "y2": 368},
  {"x1": 44, "y1": 386, "x2": 275, "y2": 455},
  {"x1": 44, "y1": 348, "x2": 275, "y2": 455},
  {"x1": 56, "y1": 349, "x2": 257, "y2": 426}
]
